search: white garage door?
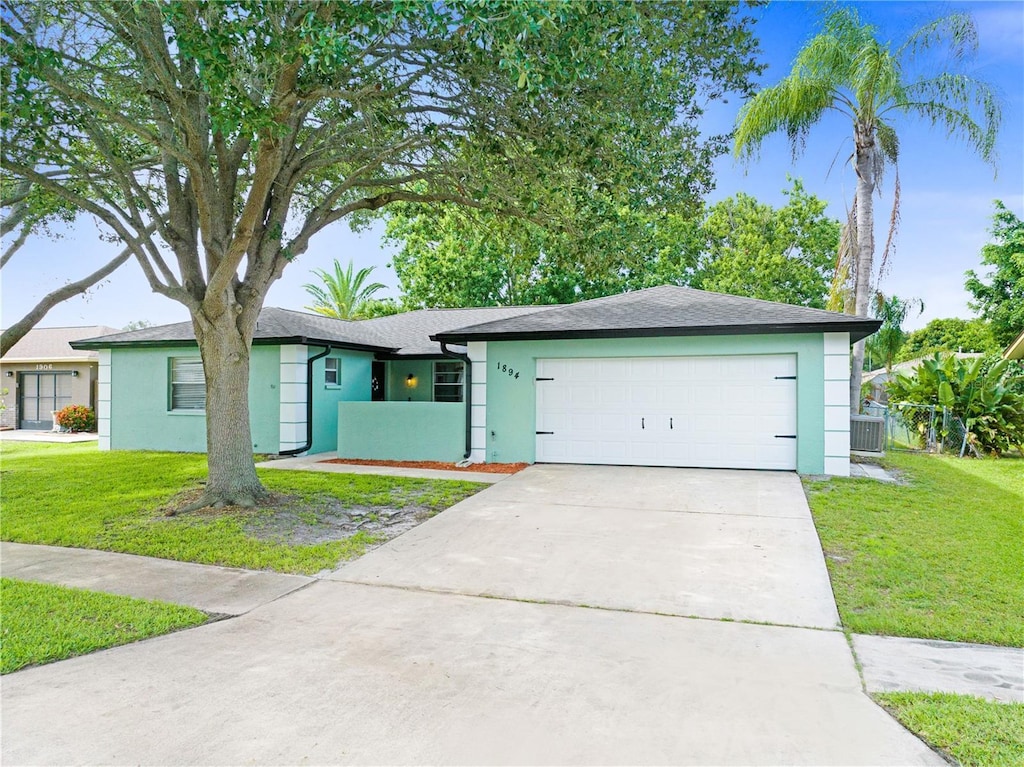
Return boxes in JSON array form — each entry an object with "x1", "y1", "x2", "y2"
[{"x1": 535, "y1": 355, "x2": 797, "y2": 471}]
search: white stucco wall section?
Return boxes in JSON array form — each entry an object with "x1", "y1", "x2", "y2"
[
  {"x1": 823, "y1": 332, "x2": 850, "y2": 476},
  {"x1": 279, "y1": 344, "x2": 308, "y2": 452},
  {"x1": 97, "y1": 349, "x2": 111, "y2": 451},
  {"x1": 467, "y1": 341, "x2": 488, "y2": 463}
]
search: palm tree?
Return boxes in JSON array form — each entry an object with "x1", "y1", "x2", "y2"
[
  {"x1": 303, "y1": 260, "x2": 388, "y2": 320},
  {"x1": 865, "y1": 292, "x2": 924, "y2": 373},
  {"x1": 733, "y1": 7, "x2": 1000, "y2": 412}
]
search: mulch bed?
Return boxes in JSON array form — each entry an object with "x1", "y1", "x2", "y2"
[{"x1": 320, "y1": 458, "x2": 528, "y2": 474}]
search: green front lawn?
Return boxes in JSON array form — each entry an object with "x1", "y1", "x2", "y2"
[
  {"x1": 1, "y1": 578, "x2": 208, "y2": 673},
  {"x1": 804, "y1": 453, "x2": 1023, "y2": 647},
  {"x1": 876, "y1": 692, "x2": 1024, "y2": 767},
  {"x1": 1, "y1": 442, "x2": 483, "y2": 574}
]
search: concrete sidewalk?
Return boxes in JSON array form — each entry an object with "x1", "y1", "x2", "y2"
[
  {"x1": 256, "y1": 452, "x2": 510, "y2": 484},
  {"x1": 854, "y1": 634, "x2": 1024, "y2": 704},
  {"x1": 0, "y1": 542, "x2": 311, "y2": 615},
  {"x1": 0, "y1": 429, "x2": 98, "y2": 443},
  {"x1": 5, "y1": 542, "x2": 1018, "y2": 706}
]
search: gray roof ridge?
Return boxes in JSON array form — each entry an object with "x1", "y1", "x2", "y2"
[
  {"x1": 265, "y1": 306, "x2": 357, "y2": 321},
  {"x1": 645, "y1": 284, "x2": 865, "y2": 320},
  {"x1": 431, "y1": 284, "x2": 881, "y2": 343}
]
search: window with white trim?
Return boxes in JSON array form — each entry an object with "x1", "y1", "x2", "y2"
[
  {"x1": 433, "y1": 361, "x2": 464, "y2": 402},
  {"x1": 170, "y1": 357, "x2": 205, "y2": 411},
  {"x1": 325, "y1": 357, "x2": 340, "y2": 386}
]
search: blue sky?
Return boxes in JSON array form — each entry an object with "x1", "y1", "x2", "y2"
[{"x1": 3, "y1": 1, "x2": 1022, "y2": 333}]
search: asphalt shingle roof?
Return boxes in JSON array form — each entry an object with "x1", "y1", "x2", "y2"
[
  {"x1": 358, "y1": 305, "x2": 552, "y2": 355},
  {"x1": 70, "y1": 286, "x2": 880, "y2": 353},
  {"x1": 2, "y1": 325, "x2": 121, "y2": 361},
  {"x1": 434, "y1": 286, "x2": 880, "y2": 342},
  {"x1": 70, "y1": 305, "x2": 548, "y2": 356},
  {"x1": 72, "y1": 308, "x2": 395, "y2": 351}
]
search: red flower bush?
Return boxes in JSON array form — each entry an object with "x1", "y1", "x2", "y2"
[{"x1": 55, "y1": 404, "x2": 96, "y2": 433}]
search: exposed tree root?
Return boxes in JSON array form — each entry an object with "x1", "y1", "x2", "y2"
[{"x1": 174, "y1": 488, "x2": 271, "y2": 514}]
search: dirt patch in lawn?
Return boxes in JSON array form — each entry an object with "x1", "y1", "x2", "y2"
[
  {"x1": 161, "y1": 489, "x2": 444, "y2": 546},
  {"x1": 320, "y1": 458, "x2": 528, "y2": 474}
]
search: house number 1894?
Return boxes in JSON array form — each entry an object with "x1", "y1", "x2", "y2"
[{"x1": 496, "y1": 361, "x2": 519, "y2": 380}]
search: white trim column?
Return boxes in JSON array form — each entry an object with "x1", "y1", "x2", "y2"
[
  {"x1": 97, "y1": 349, "x2": 111, "y2": 451},
  {"x1": 279, "y1": 344, "x2": 308, "y2": 453},
  {"x1": 467, "y1": 341, "x2": 487, "y2": 464},
  {"x1": 823, "y1": 332, "x2": 851, "y2": 476}
]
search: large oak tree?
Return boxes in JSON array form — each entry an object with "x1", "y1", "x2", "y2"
[{"x1": 1, "y1": 1, "x2": 760, "y2": 506}]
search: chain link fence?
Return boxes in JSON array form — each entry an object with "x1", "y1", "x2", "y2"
[{"x1": 875, "y1": 402, "x2": 980, "y2": 457}]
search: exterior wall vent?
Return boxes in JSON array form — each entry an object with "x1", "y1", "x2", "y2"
[{"x1": 850, "y1": 415, "x2": 885, "y2": 453}]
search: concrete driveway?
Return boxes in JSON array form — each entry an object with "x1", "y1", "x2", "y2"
[
  {"x1": 334, "y1": 464, "x2": 841, "y2": 628},
  {"x1": 2, "y1": 465, "x2": 942, "y2": 765}
]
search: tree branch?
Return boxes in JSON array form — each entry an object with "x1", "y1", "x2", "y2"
[{"x1": 0, "y1": 238, "x2": 137, "y2": 356}]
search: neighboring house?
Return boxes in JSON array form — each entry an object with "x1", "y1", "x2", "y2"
[
  {"x1": 1003, "y1": 329, "x2": 1024, "y2": 361},
  {"x1": 1, "y1": 325, "x2": 119, "y2": 430},
  {"x1": 72, "y1": 286, "x2": 879, "y2": 476},
  {"x1": 862, "y1": 352, "x2": 985, "y2": 405}
]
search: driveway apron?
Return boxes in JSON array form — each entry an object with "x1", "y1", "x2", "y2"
[{"x1": 2, "y1": 465, "x2": 942, "y2": 765}]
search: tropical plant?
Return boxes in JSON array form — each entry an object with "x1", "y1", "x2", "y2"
[
  {"x1": 54, "y1": 404, "x2": 96, "y2": 433},
  {"x1": 964, "y1": 201, "x2": 1024, "y2": 348},
  {"x1": 734, "y1": 6, "x2": 1001, "y2": 412},
  {"x1": 864, "y1": 293, "x2": 924, "y2": 372},
  {"x1": 303, "y1": 261, "x2": 387, "y2": 320},
  {"x1": 886, "y1": 354, "x2": 1024, "y2": 456}
]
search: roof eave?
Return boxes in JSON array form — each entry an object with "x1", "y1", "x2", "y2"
[
  {"x1": 1, "y1": 355, "x2": 99, "y2": 363},
  {"x1": 434, "y1": 321, "x2": 882, "y2": 345},
  {"x1": 374, "y1": 351, "x2": 451, "y2": 360},
  {"x1": 1003, "y1": 329, "x2": 1024, "y2": 361},
  {"x1": 71, "y1": 336, "x2": 397, "y2": 354}
]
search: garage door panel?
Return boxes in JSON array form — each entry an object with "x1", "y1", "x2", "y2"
[
  {"x1": 535, "y1": 354, "x2": 798, "y2": 471},
  {"x1": 599, "y1": 386, "x2": 628, "y2": 406}
]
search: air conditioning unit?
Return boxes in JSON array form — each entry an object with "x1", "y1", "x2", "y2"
[{"x1": 851, "y1": 415, "x2": 885, "y2": 453}]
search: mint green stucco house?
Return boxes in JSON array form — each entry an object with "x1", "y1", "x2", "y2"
[{"x1": 73, "y1": 286, "x2": 879, "y2": 476}]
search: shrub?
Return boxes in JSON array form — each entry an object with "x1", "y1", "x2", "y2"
[
  {"x1": 55, "y1": 404, "x2": 96, "y2": 433},
  {"x1": 886, "y1": 354, "x2": 1024, "y2": 456}
]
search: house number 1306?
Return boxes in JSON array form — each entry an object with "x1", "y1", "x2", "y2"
[{"x1": 496, "y1": 361, "x2": 519, "y2": 379}]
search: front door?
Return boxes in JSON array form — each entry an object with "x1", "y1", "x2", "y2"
[
  {"x1": 18, "y1": 372, "x2": 73, "y2": 430},
  {"x1": 371, "y1": 361, "x2": 387, "y2": 401}
]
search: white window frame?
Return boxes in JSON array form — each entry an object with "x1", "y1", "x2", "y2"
[
  {"x1": 169, "y1": 357, "x2": 205, "y2": 412},
  {"x1": 433, "y1": 360, "x2": 464, "y2": 403},
  {"x1": 325, "y1": 357, "x2": 340, "y2": 387}
]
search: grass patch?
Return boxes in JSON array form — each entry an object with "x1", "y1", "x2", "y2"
[
  {"x1": 804, "y1": 453, "x2": 1023, "y2": 646},
  {"x1": 1, "y1": 578, "x2": 208, "y2": 673},
  {"x1": 1, "y1": 442, "x2": 483, "y2": 574},
  {"x1": 876, "y1": 692, "x2": 1024, "y2": 767}
]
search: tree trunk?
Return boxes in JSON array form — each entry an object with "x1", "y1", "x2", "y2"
[
  {"x1": 850, "y1": 124, "x2": 876, "y2": 414},
  {"x1": 190, "y1": 309, "x2": 269, "y2": 508}
]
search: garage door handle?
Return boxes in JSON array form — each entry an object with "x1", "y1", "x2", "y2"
[
  {"x1": 641, "y1": 417, "x2": 645, "y2": 429},
  {"x1": 669, "y1": 418, "x2": 673, "y2": 430},
  {"x1": 774, "y1": 434, "x2": 797, "y2": 439}
]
